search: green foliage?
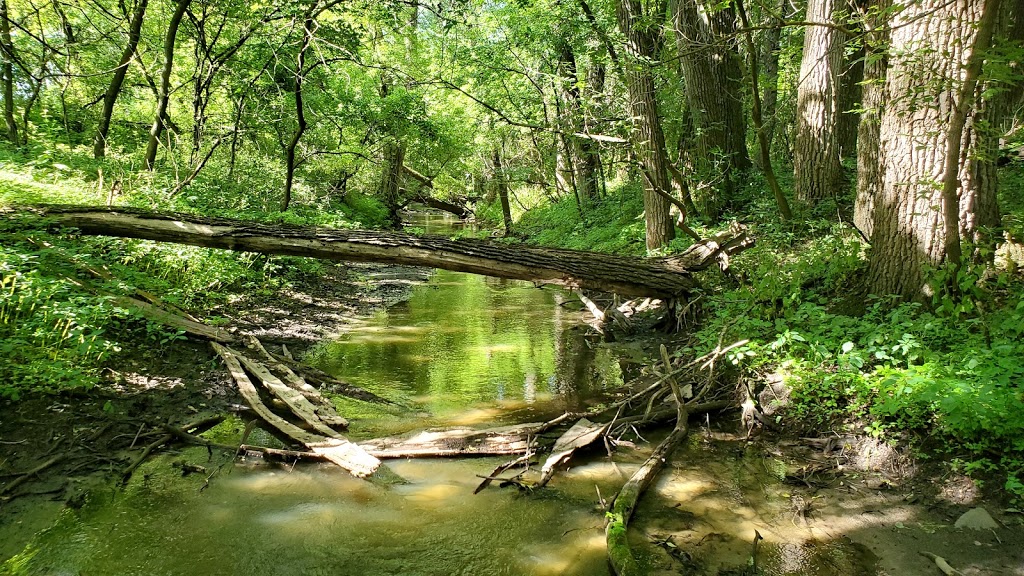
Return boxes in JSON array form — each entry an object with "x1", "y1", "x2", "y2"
[{"x1": 514, "y1": 182, "x2": 648, "y2": 255}]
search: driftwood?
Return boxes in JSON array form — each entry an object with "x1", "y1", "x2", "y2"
[
  {"x1": 212, "y1": 342, "x2": 380, "y2": 478},
  {"x1": 358, "y1": 423, "x2": 542, "y2": 458},
  {"x1": 474, "y1": 453, "x2": 534, "y2": 494},
  {"x1": 1, "y1": 455, "x2": 66, "y2": 497},
  {"x1": 234, "y1": 352, "x2": 346, "y2": 438},
  {"x1": 120, "y1": 415, "x2": 225, "y2": 482},
  {"x1": 536, "y1": 418, "x2": 608, "y2": 488},
  {"x1": 243, "y1": 336, "x2": 349, "y2": 428},
  {"x1": 11, "y1": 205, "x2": 755, "y2": 299},
  {"x1": 606, "y1": 404, "x2": 692, "y2": 576}
]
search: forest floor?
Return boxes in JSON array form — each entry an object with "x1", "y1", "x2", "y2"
[{"x1": 1, "y1": 263, "x2": 1022, "y2": 575}]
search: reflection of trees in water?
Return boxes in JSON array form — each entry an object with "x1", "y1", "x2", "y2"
[{"x1": 554, "y1": 327, "x2": 596, "y2": 412}]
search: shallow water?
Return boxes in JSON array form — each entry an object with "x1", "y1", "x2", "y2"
[{"x1": 0, "y1": 214, "x2": 881, "y2": 576}]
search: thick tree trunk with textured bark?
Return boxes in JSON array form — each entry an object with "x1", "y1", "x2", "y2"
[
  {"x1": 617, "y1": 0, "x2": 674, "y2": 250},
  {"x1": 10, "y1": 206, "x2": 754, "y2": 298},
  {"x1": 144, "y1": 0, "x2": 191, "y2": 170},
  {"x1": 1, "y1": 0, "x2": 17, "y2": 143},
  {"x1": 93, "y1": 0, "x2": 148, "y2": 159},
  {"x1": 379, "y1": 139, "x2": 405, "y2": 227},
  {"x1": 794, "y1": 0, "x2": 846, "y2": 203},
  {"x1": 674, "y1": 0, "x2": 749, "y2": 217},
  {"x1": 866, "y1": 0, "x2": 1001, "y2": 299},
  {"x1": 854, "y1": 0, "x2": 888, "y2": 240}
]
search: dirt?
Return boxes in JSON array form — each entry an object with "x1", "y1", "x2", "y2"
[
  {"x1": 0, "y1": 261, "x2": 429, "y2": 561},
  {"x1": 2, "y1": 261, "x2": 1023, "y2": 574}
]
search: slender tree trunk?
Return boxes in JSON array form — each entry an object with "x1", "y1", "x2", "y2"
[
  {"x1": 93, "y1": 0, "x2": 149, "y2": 159},
  {"x1": 675, "y1": 0, "x2": 750, "y2": 218},
  {"x1": 735, "y1": 0, "x2": 791, "y2": 220},
  {"x1": 144, "y1": 0, "x2": 192, "y2": 170},
  {"x1": 617, "y1": 0, "x2": 674, "y2": 250},
  {"x1": 758, "y1": 0, "x2": 786, "y2": 156},
  {"x1": 1, "y1": 0, "x2": 19, "y2": 143},
  {"x1": 837, "y1": 43, "x2": 864, "y2": 160},
  {"x1": 282, "y1": 17, "x2": 314, "y2": 212},
  {"x1": 793, "y1": 0, "x2": 846, "y2": 203},
  {"x1": 854, "y1": 0, "x2": 888, "y2": 239},
  {"x1": 494, "y1": 148, "x2": 513, "y2": 235},
  {"x1": 378, "y1": 139, "x2": 404, "y2": 227},
  {"x1": 866, "y1": 0, "x2": 1002, "y2": 299}
]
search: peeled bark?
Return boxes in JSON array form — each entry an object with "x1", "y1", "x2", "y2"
[
  {"x1": 866, "y1": 0, "x2": 1002, "y2": 299},
  {"x1": 617, "y1": 0, "x2": 674, "y2": 250},
  {"x1": 144, "y1": 0, "x2": 192, "y2": 170},
  {"x1": 794, "y1": 0, "x2": 846, "y2": 203},
  {"x1": 93, "y1": 0, "x2": 149, "y2": 159},
  {"x1": 12, "y1": 205, "x2": 754, "y2": 298}
]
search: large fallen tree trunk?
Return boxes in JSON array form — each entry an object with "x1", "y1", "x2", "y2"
[{"x1": 9, "y1": 205, "x2": 753, "y2": 299}]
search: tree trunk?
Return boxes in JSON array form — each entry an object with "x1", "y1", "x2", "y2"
[
  {"x1": 493, "y1": 148, "x2": 513, "y2": 235},
  {"x1": 1, "y1": 0, "x2": 18, "y2": 143},
  {"x1": 837, "y1": 43, "x2": 864, "y2": 160},
  {"x1": 378, "y1": 139, "x2": 405, "y2": 227},
  {"x1": 13, "y1": 205, "x2": 755, "y2": 299},
  {"x1": 866, "y1": 0, "x2": 1001, "y2": 299},
  {"x1": 757, "y1": 0, "x2": 786, "y2": 156},
  {"x1": 735, "y1": 0, "x2": 792, "y2": 220},
  {"x1": 793, "y1": 0, "x2": 846, "y2": 203},
  {"x1": 617, "y1": 0, "x2": 674, "y2": 251},
  {"x1": 674, "y1": 0, "x2": 749, "y2": 218},
  {"x1": 853, "y1": 0, "x2": 888, "y2": 239},
  {"x1": 93, "y1": 0, "x2": 149, "y2": 159},
  {"x1": 282, "y1": 17, "x2": 314, "y2": 212},
  {"x1": 144, "y1": 0, "x2": 192, "y2": 170}
]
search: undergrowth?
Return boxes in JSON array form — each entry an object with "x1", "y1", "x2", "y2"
[
  {"x1": 510, "y1": 166, "x2": 1024, "y2": 504},
  {"x1": 0, "y1": 141, "x2": 387, "y2": 399}
]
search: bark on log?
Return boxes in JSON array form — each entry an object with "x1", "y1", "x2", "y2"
[
  {"x1": 606, "y1": 406, "x2": 691, "y2": 576},
  {"x1": 11, "y1": 205, "x2": 754, "y2": 298},
  {"x1": 358, "y1": 423, "x2": 542, "y2": 458},
  {"x1": 212, "y1": 342, "x2": 380, "y2": 477}
]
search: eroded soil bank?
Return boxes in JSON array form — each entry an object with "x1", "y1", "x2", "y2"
[{"x1": 2, "y1": 261, "x2": 1023, "y2": 575}]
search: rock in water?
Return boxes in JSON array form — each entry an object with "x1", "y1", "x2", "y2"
[{"x1": 954, "y1": 507, "x2": 999, "y2": 530}]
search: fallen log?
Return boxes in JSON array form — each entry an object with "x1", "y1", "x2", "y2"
[
  {"x1": 212, "y1": 342, "x2": 380, "y2": 478},
  {"x1": 536, "y1": 418, "x2": 608, "y2": 488},
  {"x1": 10, "y1": 205, "x2": 754, "y2": 299},
  {"x1": 244, "y1": 336, "x2": 349, "y2": 429},
  {"x1": 606, "y1": 405, "x2": 691, "y2": 576},
  {"x1": 234, "y1": 351, "x2": 347, "y2": 438},
  {"x1": 358, "y1": 423, "x2": 542, "y2": 458}
]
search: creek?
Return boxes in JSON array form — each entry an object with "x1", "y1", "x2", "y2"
[{"x1": 0, "y1": 211, "x2": 882, "y2": 576}]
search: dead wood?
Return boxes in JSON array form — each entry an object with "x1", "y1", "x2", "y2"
[
  {"x1": 0, "y1": 454, "x2": 66, "y2": 497},
  {"x1": 474, "y1": 453, "x2": 534, "y2": 494},
  {"x1": 244, "y1": 336, "x2": 349, "y2": 428},
  {"x1": 120, "y1": 415, "x2": 225, "y2": 482},
  {"x1": 11, "y1": 205, "x2": 756, "y2": 299},
  {"x1": 536, "y1": 418, "x2": 608, "y2": 488},
  {"x1": 606, "y1": 402, "x2": 691, "y2": 576},
  {"x1": 234, "y1": 351, "x2": 346, "y2": 438},
  {"x1": 212, "y1": 342, "x2": 381, "y2": 477},
  {"x1": 358, "y1": 423, "x2": 542, "y2": 458}
]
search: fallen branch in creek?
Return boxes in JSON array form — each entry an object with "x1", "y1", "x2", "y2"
[{"x1": 212, "y1": 342, "x2": 381, "y2": 478}]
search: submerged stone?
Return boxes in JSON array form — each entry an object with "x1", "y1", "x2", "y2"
[{"x1": 954, "y1": 507, "x2": 999, "y2": 530}]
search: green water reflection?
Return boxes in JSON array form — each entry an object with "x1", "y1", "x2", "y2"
[{"x1": 308, "y1": 269, "x2": 623, "y2": 435}]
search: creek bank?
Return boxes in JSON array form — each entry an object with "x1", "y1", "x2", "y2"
[{"x1": 0, "y1": 260, "x2": 428, "y2": 560}]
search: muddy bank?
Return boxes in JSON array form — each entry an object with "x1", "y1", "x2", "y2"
[{"x1": 0, "y1": 261, "x2": 429, "y2": 561}]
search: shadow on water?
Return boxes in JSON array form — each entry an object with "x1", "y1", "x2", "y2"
[{"x1": 7, "y1": 211, "x2": 1002, "y2": 576}]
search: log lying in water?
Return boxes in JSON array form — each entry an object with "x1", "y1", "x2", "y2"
[
  {"x1": 11, "y1": 205, "x2": 754, "y2": 299},
  {"x1": 212, "y1": 342, "x2": 380, "y2": 477},
  {"x1": 358, "y1": 423, "x2": 543, "y2": 458}
]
